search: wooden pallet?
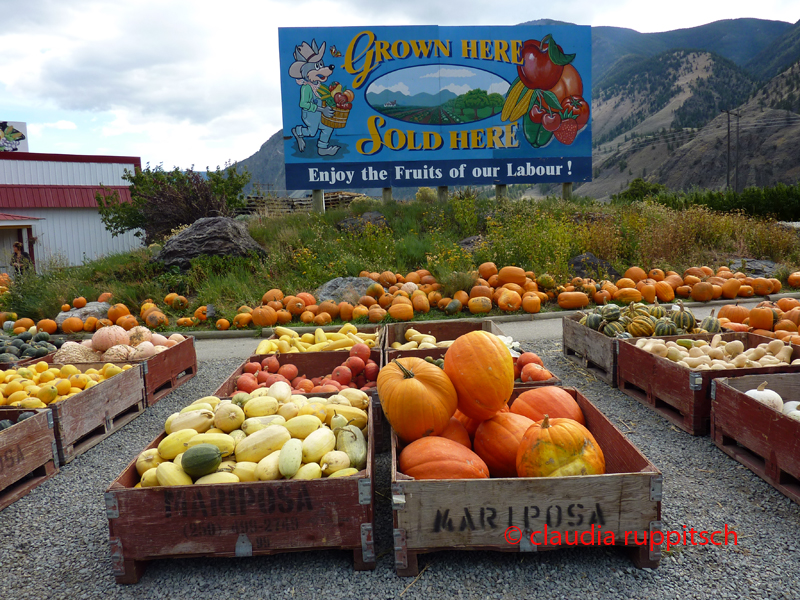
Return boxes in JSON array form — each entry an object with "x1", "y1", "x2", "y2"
[
  {"x1": 616, "y1": 333, "x2": 800, "y2": 436},
  {"x1": 48, "y1": 363, "x2": 147, "y2": 465},
  {"x1": 0, "y1": 408, "x2": 59, "y2": 511},
  {"x1": 140, "y1": 336, "x2": 198, "y2": 406},
  {"x1": 711, "y1": 373, "x2": 800, "y2": 505},
  {"x1": 391, "y1": 388, "x2": 662, "y2": 575},
  {"x1": 561, "y1": 313, "x2": 618, "y2": 387},
  {"x1": 105, "y1": 400, "x2": 378, "y2": 584}
]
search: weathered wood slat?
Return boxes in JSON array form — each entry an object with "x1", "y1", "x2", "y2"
[
  {"x1": 141, "y1": 336, "x2": 198, "y2": 406},
  {"x1": 390, "y1": 388, "x2": 661, "y2": 575},
  {"x1": 0, "y1": 408, "x2": 58, "y2": 511},
  {"x1": 106, "y1": 400, "x2": 378, "y2": 583},
  {"x1": 712, "y1": 373, "x2": 800, "y2": 505},
  {"x1": 562, "y1": 314, "x2": 618, "y2": 387},
  {"x1": 48, "y1": 363, "x2": 146, "y2": 465}
]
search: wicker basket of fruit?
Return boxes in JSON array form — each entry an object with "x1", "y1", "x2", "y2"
[
  {"x1": 321, "y1": 84, "x2": 354, "y2": 129},
  {"x1": 322, "y1": 106, "x2": 351, "y2": 129}
]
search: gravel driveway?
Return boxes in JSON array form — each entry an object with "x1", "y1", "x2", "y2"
[{"x1": 1, "y1": 341, "x2": 799, "y2": 600}]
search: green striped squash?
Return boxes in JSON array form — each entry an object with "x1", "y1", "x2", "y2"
[{"x1": 671, "y1": 301, "x2": 696, "y2": 331}]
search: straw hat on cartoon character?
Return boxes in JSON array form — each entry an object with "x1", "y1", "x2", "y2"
[{"x1": 289, "y1": 40, "x2": 340, "y2": 157}]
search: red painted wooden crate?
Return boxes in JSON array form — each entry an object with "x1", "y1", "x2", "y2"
[
  {"x1": 711, "y1": 372, "x2": 800, "y2": 505},
  {"x1": 390, "y1": 388, "x2": 662, "y2": 575},
  {"x1": 562, "y1": 313, "x2": 619, "y2": 387},
  {"x1": 0, "y1": 408, "x2": 59, "y2": 511},
  {"x1": 105, "y1": 400, "x2": 378, "y2": 584},
  {"x1": 616, "y1": 332, "x2": 800, "y2": 436}
]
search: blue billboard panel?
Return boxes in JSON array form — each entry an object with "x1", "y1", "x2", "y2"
[{"x1": 278, "y1": 25, "x2": 591, "y2": 189}]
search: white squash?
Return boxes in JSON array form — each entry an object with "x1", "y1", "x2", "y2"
[
  {"x1": 786, "y1": 410, "x2": 800, "y2": 422},
  {"x1": 128, "y1": 325, "x2": 153, "y2": 347},
  {"x1": 745, "y1": 382, "x2": 783, "y2": 411},
  {"x1": 132, "y1": 341, "x2": 156, "y2": 360},
  {"x1": 782, "y1": 401, "x2": 800, "y2": 415},
  {"x1": 267, "y1": 381, "x2": 292, "y2": 404}
]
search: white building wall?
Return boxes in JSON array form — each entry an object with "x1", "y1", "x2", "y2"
[
  {"x1": 0, "y1": 208, "x2": 143, "y2": 270},
  {"x1": 0, "y1": 161, "x2": 132, "y2": 186}
]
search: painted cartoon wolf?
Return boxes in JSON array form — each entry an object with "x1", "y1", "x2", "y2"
[{"x1": 289, "y1": 40, "x2": 340, "y2": 157}]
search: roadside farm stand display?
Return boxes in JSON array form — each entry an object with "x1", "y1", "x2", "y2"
[
  {"x1": 105, "y1": 394, "x2": 378, "y2": 583},
  {"x1": 617, "y1": 333, "x2": 800, "y2": 436},
  {"x1": 0, "y1": 408, "x2": 59, "y2": 511},
  {"x1": 390, "y1": 388, "x2": 662, "y2": 574},
  {"x1": 711, "y1": 373, "x2": 800, "y2": 505}
]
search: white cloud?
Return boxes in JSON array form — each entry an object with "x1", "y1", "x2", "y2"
[
  {"x1": 421, "y1": 68, "x2": 475, "y2": 78},
  {"x1": 488, "y1": 82, "x2": 510, "y2": 95},
  {"x1": 26, "y1": 120, "x2": 77, "y2": 136},
  {"x1": 442, "y1": 83, "x2": 472, "y2": 95},
  {"x1": 368, "y1": 82, "x2": 411, "y2": 96}
]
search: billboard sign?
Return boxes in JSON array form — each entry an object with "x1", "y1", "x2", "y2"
[
  {"x1": 278, "y1": 25, "x2": 591, "y2": 189},
  {"x1": 0, "y1": 121, "x2": 28, "y2": 152}
]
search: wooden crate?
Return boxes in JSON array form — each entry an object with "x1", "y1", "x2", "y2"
[
  {"x1": 562, "y1": 313, "x2": 618, "y2": 387},
  {"x1": 383, "y1": 319, "x2": 502, "y2": 362},
  {"x1": 33, "y1": 337, "x2": 197, "y2": 406},
  {"x1": 711, "y1": 373, "x2": 800, "y2": 505},
  {"x1": 140, "y1": 336, "x2": 198, "y2": 406},
  {"x1": 617, "y1": 332, "x2": 800, "y2": 436},
  {"x1": 48, "y1": 363, "x2": 147, "y2": 465},
  {"x1": 262, "y1": 324, "x2": 383, "y2": 352},
  {"x1": 391, "y1": 388, "x2": 662, "y2": 575},
  {"x1": 105, "y1": 400, "x2": 378, "y2": 584},
  {"x1": 0, "y1": 408, "x2": 59, "y2": 511}
]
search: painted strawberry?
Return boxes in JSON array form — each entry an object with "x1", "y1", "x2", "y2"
[{"x1": 553, "y1": 119, "x2": 578, "y2": 145}]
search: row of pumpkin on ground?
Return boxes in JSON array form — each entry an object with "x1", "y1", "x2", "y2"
[{"x1": 8, "y1": 264, "x2": 800, "y2": 335}]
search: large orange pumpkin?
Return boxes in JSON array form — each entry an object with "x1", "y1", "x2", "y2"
[
  {"x1": 497, "y1": 266, "x2": 527, "y2": 286},
  {"x1": 690, "y1": 281, "x2": 714, "y2": 303},
  {"x1": 107, "y1": 303, "x2": 130, "y2": 323},
  {"x1": 788, "y1": 272, "x2": 800, "y2": 288},
  {"x1": 613, "y1": 288, "x2": 642, "y2": 304},
  {"x1": 388, "y1": 303, "x2": 414, "y2": 321},
  {"x1": 36, "y1": 319, "x2": 58, "y2": 335},
  {"x1": 262, "y1": 289, "x2": 284, "y2": 304},
  {"x1": 751, "y1": 278, "x2": 773, "y2": 296},
  {"x1": 623, "y1": 266, "x2": 647, "y2": 282},
  {"x1": 377, "y1": 358, "x2": 458, "y2": 442},
  {"x1": 61, "y1": 316, "x2": 84, "y2": 334},
  {"x1": 497, "y1": 289, "x2": 522, "y2": 312},
  {"x1": 145, "y1": 311, "x2": 169, "y2": 329},
  {"x1": 510, "y1": 387, "x2": 586, "y2": 425},
  {"x1": 522, "y1": 294, "x2": 541, "y2": 314},
  {"x1": 478, "y1": 262, "x2": 498, "y2": 280},
  {"x1": 556, "y1": 291, "x2": 589, "y2": 310},
  {"x1": 468, "y1": 296, "x2": 492, "y2": 314},
  {"x1": 251, "y1": 306, "x2": 278, "y2": 327},
  {"x1": 718, "y1": 302, "x2": 749, "y2": 323},
  {"x1": 749, "y1": 306, "x2": 776, "y2": 331},
  {"x1": 443, "y1": 331, "x2": 515, "y2": 421},
  {"x1": 516, "y1": 416, "x2": 605, "y2": 478},
  {"x1": 473, "y1": 412, "x2": 535, "y2": 478},
  {"x1": 399, "y1": 436, "x2": 489, "y2": 480}
]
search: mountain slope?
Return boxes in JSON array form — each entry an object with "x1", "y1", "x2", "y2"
[{"x1": 745, "y1": 19, "x2": 800, "y2": 81}]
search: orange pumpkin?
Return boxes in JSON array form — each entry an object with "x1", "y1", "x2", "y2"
[
  {"x1": 411, "y1": 294, "x2": 430, "y2": 313},
  {"x1": 497, "y1": 289, "x2": 522, "y2": 312},
  {"x1": 262, "y1": 289, "x2": 284, "y2": 304},
  {"x1": 83, "y1": 317, "x2": 98, "y2": 332},
  {"x1": 376, "y1": 357, "x2": 458, "y2": 442},
  {"x1": 453, "y1": 290, "x2": 470, "y2": 306},
  {"x1": 690, "y1": 282, "x2": 714, "y2": 303},
  {"x1": 171, "y1": 295, "x2": 189, "y2": 310},
  {"x1": 664, "y1": 274, "x2": 684, "y2": 290},
  {"x1": 216, "y1": 318, "x2": 231, "y2": 330},
  {"x1": 648, "y1": 269, "x2": 665, "y2": 281},
  {"x1": 516, "y1": 416, "x2": 605, "y2": 477},
  {"x1": 368, "y1": 306, "x2": 387, "y2": 322},
  {"x1": 738, "y1": 285, "x2": 755, "y2": 298},
  {"x1": 557, "y1": 291, "x2": 589, "y2": 310},
  {"x1": 61, "y1": 304, "x2": 71, "y2": 312},
  {"x1": 478, "y1": 262, "x2": 498, "y2": 280},
  {"x1": 388, "y1": 303, "x2": 414, "y2": 321},
  {"x1": 365, "y1": 282, "x2": 385, "y2": 298},
  {"x1": 616, "y1": 277, "x2": 636, "y2": 289},
  {"x1": 284, "y1": 296, "x2": 306, "y2": 316},
  {"x1": 439, "y1": 417, "x2": 472, "y2": 448},
  {"x1": 467, "y1": 296, "x2": 493, "y2": 314},
  {"x1": 61, "y1": 316, "x2": 84, "y2": 334},
  {"x1": 443, "y1": 331, "x2": 515, "y2": 422},
  {"x1": 338, "y1": 302, "x2": 354, "y2": 321},
  {"x1": 275, "y1": 309, "x2": 292, "y2": 324},
  {"x1": 718, "y1": 302, "x2": 749, "y2": 323},
  {"x1": 521, "y1": 294, "x2": 541, "y2": 314},
  {"x1": 251, "y1": 306, "x2": 278, "y2": 327},
  {"x1": 94, "y1": 318, "x2": 113, "y2": 330},
  {"x1": 145, "y1": 311, "x2": 169, "y2": 329},
  {"x1": 36, "y1": 319, "x2": 58, "y2": 335},
  {"x1": 519, "y1": 363, "x2": 554, "y2": 382},
  {"x1": 72, "y1": 296, "x2": 87, "y2": 309},
  {"x1": 317, "y1": 301, "x2": 340, "y2": 320},
  {"x1": 194, "y1": 306, "x2": 208, "y2": 321},
  {"x1": 352, "y1": 305, "x2": 370, "y2": 320},
  {"x1": 232, "y1": 313, "x2": 253, "y2": 328},
  {"x1": 107, "y1": 303, "x2": 130, "y2": 323},
  {"x1": 510, "y1": 387, "x2": 586, "y2": 425},
  {"x1": 749, "y1": 306, "x2": 776, "y2": 331},
  {"x1": 751, "y1": 277, "x2": 774, "y2": 296},
  {"x1": 98, "y1": 292, "x2": 113, "y2": 303},
  {"x1": 399, "y1": 436, "x2": 489, "y2": 480},
  {"x1": 313, "y1": 312, "x2": 332, "y2": 326},
  {"x1": 116, "y1": 315, "x2": 139, "y2": 330},
  {"x1": 497, "y1": 266, "x2": 527, "y2": 286},
  {"x1": 675, "y1": 285, "x2": 692, "y2": 298},
  {"x1": 787, "y1": 272, "x2": 800, "y2": 288},
  {"x1": 164, "y1": 292, "x2": 179, "y2": 305},
  {"x1": 640, "y1": 284, "x2": 656, "y2": 304},
  {"x1": 613, "y1": 288, "x2": 642, "y2": 304},
  {"x1": 777, "y1": 298, "x2": 800, "y2": 312},
  {"x1": 623, "y1": 266, "x2": 647, "y2": 282},
  {"x1": 473, "y1": 412, "x2": 535, "y2": 478}
]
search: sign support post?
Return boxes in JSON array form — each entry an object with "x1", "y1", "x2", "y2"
[{"x1": 312, "y1": 189, "x2": 325, "y2": 213}]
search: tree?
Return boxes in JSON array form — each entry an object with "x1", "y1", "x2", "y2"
[
  {"x1": 96, "y1": 162, "x2": 250, "y2": 244},
  {"x1": 463, "y1": 89, "x2": 489, "y2": 119},
  {"x1": 487, "y1": 93, "x2": 504, "y2": 115}
]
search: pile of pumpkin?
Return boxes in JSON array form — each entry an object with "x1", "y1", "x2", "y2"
[
  {"x1": 376, "y1": 330, "x2": 606, "y2": 480},
  {"x1": 715, "y1": 298, "x2": 800, "y2": 344},
  {"x1": 53, "y1": 325, "x2": 187, "y2": 363},
  {"x1": 134, "y1": 385, "x2": 370, "y2": 486}
]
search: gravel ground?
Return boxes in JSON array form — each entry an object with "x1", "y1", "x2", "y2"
[{"x1": 1, "y1": 346, "x2": 800, "y2": 600}]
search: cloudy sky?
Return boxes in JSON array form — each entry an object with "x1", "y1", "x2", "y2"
[{"x1": 2, "y1": 0, "x2": 798, "y2": 170}]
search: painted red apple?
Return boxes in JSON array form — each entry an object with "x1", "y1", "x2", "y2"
[{"x1": 518, "y1": 38, "x2": 564, "y2": 91}]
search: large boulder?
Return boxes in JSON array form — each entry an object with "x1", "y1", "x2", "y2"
[
  {"x1": 315, "y1": 277, "x2": 376, "y2": 304},
  {"x1": 568, "y1": 252, "x2": 621, "y2": 280},
  {"x1": 55, "y1": 301, "x2": 111, "y2": 326},
  {"x1": 155, "y1": 217, "x2": 267, "y2": 270}
]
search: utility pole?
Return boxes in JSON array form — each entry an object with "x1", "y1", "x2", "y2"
[
  {"x1": 723, "y1": 109, "x2": 741, "y2": 192},
  {"x1": 724, "y1": 110, "x2": 731, "y2": 190},
  {"x1": 735, "y1": 111, "x2": 740, "y2": 193}
]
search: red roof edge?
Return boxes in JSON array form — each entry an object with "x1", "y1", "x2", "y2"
[{"x1": 0, "y1": 152, "x2": 142, "y2": 169}]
